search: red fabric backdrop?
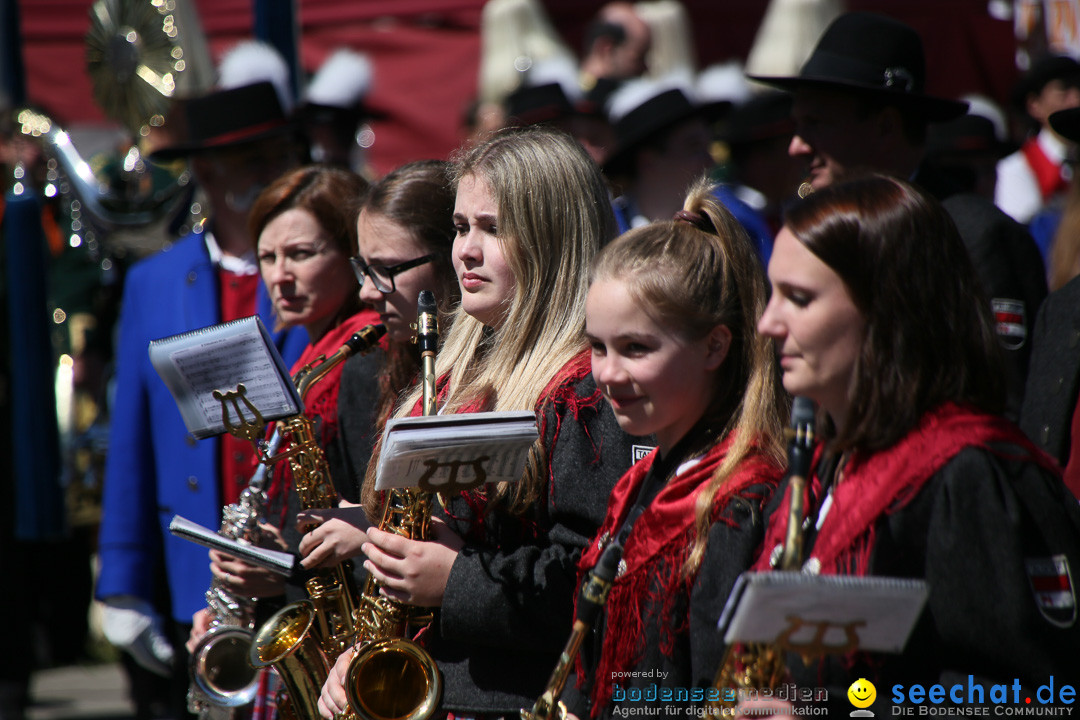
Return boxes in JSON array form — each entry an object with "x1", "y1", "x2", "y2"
[{"x1": 18, "y1": 0, "x2": 1017, "y2": 177}]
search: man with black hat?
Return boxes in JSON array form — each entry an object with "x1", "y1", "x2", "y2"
[
  {"x1": 996, "y1": 55, "x2": 1080, "y2": 225},
  {"x1": 604, "y1": 77, "x2": 774, "y2": 260},
  {"x1": 95, "y1": 79, "x2": 307, "y2": 717},
  {"x1": 750, "y1": 11, "x2": 1047, "y2": 419},
  {"x1": 604, "y1": 79, "x2": 716, "y2": 230}
]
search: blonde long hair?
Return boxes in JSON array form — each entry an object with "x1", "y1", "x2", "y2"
[
  {"x1": 366, "y1": 126, "x2": 617, "y2": 515},
  {"x1": 590, "y1": 176, "x2": 786, "y2": 574}
]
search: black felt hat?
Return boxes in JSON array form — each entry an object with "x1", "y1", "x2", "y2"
[
  {"x1": 603, "y1": 87, "x2": 702, "y2": 176},
  {"x1": 1050, "y1": 106, "x2": 1080, "y2": 143},
  {"x1": 151, "y1": 81, "x2": 293, "y2": 161},
  {"x1": 926, "y1": 113, "x2": 1017, "y2": 160},
  {"x1": 1012, "y1": 55, "x2": 1080, "y2": 112},
  {"x1": 748, "y1": 12, "x2": 967, "y2": 122},
  {"x1": 720, "y1": 91, "x2": 795, "y2": 146},
  {"x1": 505, "y1": 82, "x2": 578, "y2": 127}
]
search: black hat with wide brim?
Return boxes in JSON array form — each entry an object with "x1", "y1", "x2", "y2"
[
  {"x1": 748, "y1": 12, "x2": 968, "y2": 122},
  {"x1": 1050, "y1": 106, "x2": 1080, "y2": 143},
  {"x1": 151, "y1": 81, "x2": 294, "y2": 161},
  {"x1": 603, "y1": 87, "x2": 704, "y2": 177},
  {"x1": 504, "y1": 82, "x2": 578, "y2": 127},
  {"x1": 1011, "y1": 55, "x2": 1080, "y2": 112},
  {"x1": 926, "y1": 113, "x2": 1018, "y2": 160}
]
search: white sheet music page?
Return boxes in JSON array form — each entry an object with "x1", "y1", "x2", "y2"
[{"x1": 149, "y1": 316, "x2": 301, "y2": 438}]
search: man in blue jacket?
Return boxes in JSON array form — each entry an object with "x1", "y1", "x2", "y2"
[{"x1": 94, "y1": 80, "x2": 307, "y2": 716}]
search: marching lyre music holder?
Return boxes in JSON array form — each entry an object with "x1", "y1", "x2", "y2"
[
  {"x1": 212, "y1": 383, "x2": 270, "y2": 447},
  {"x1": 717, "y1": 570, "x2": 930, "y2": 663}
]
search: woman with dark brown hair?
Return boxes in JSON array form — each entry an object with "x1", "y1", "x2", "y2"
[
  {"x1": 296, "y1": 159, "x2": 460, "y2": 565},
  {"x1": 751, "y1": 174, "x2": 1080, "y2": 712}
]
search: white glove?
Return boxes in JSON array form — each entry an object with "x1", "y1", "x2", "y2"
[{"x1": 101, "y1": 595, "x2": 175, "y2": 677}]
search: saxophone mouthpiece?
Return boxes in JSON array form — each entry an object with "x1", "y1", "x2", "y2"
[
  {"x1": 787, "y1": 396, "x2": 816, "y2": 480},
  {"x1": 417, "y1": 290, "x2": 438, "y2": 355},
  {"x1": 346, "y1": 324, "x2": 387, "y2": 355}
]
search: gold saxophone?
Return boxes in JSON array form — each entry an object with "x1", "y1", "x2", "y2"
[
  {"x1": 709, "y1": 396, "x2": 816, "y2": 706},
  {"x1": 247, "y1": 323, "x2": 386, "y2": 720},
  {"x1": 342, "y1": 291, "x2": 443, "y2": 720}
]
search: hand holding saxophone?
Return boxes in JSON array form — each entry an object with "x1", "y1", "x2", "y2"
[
  {"x1": 360, "y1": 517, "x2": 464, "y2": 607},
  {"x1": 317, "y1": 646, "x2": 356, "y2": 719},
  {"x1": 297, "y1": 506, "x2": 374, "y2": 569},
  {"x1": 209, "y1": 545, "x2": 288, "y2": 598}
]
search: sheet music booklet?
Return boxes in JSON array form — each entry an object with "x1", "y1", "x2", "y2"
[
  {"x1": 148, "y1": 315, "x2": 301, "y2": 439},
  {"x1": 717, "y1": 570, "x2": 929, "y2": 654},
  {"x1": 169, "y1": 515, "x2": 296, "y2": 576},
  {"x1": 375, "y1": 410, "x2": 539, "y2": 492}
]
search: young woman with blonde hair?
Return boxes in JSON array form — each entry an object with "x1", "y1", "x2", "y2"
[{"x1": 315, "y1": 126, "x2": 648, "y2": 716}]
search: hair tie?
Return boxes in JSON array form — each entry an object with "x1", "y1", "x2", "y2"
[{"x1": 673, "y1": 209, "x2": 715, "y2": 234}]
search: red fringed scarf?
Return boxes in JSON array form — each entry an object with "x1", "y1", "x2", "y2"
[
  {"x1": 577, "y1": 434, "x2": 780, "y2": 714},
  {"x1": 267, "y1": 309, "x2": 381, "y2": 515},
  {"x1": 753, "y1": 403, "x2": 1061, "y2": 577}
]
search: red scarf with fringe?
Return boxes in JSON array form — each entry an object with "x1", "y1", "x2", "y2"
[
  {"x1": 753, "y1": 403, "x2": 1061, "y2": 576},
  {"x1": 577, "y1": 434, "x2": 780, "y2": 714},
  {"x1": 267, "y1": 309, "x2": 380, "y2": 513},
  {"x1": 415, "y1": 350, "x2": 600, "y2": 544}
]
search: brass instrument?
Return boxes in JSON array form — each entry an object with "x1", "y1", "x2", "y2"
[
  {"x1": 248, "y1": 323, "x2": 387, "y2": 720},
  {"x1": 710, "y1": 396, "x2": 816, "y2": 705},
  {"x1": 343, "y1": 291, "x2": 443, "y2": 720},
  {"x1": 187, "y1": 430, "x2": 282, "y2": 718}
]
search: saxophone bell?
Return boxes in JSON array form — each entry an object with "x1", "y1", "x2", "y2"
[
  {"x1": 191, "y1": 625, "x2": 261, "y2": 708},
  {"x1": 345, "y1": 639, "x2": 441, "y2": 720},
  {"x1": 250, "y1": 601, "x2": 330, "y2": 720}
]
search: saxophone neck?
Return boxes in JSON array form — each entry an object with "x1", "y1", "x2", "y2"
[
  {"x1": 293, "y1": 324, "x2": 387, "y2": 401},
  {"x1": 779, "y1": 397, "x2": 817, "y2": 571}
]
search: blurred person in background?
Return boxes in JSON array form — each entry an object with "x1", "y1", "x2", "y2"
[{"x1": 95, "y1": 80, "x2": 307, "y2": 720}]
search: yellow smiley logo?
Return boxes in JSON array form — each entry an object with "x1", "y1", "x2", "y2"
[{"x1": 848, "y1": 678, "x2": 876, "y2": 709}]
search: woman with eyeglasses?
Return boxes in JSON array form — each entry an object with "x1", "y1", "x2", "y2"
[{"x1": 295, "y1": 159, "x2": 460, "y2": 569}]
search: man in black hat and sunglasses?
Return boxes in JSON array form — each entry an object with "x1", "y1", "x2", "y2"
[
  {"x1": 96, "y1": 79, "x2": 308, "y2": 718},
  {"x1": 750, "y1": 11, "x2": 1047, "y2": 419}
]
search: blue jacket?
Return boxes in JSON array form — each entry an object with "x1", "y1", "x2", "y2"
[{"x1": 95, "y1": 232, "x2": 307, "y2": 622}]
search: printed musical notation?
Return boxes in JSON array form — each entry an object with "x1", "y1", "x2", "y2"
[{"x1": 149, "y1": 316, "x2": 301, "y2": 438}]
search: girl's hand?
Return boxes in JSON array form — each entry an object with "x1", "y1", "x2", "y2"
[
  {"x1": 361, "y1": 517, "x2": 464, "y2": 607},
  {"x1": 297, "y1": 507, "x2": 373, "y2": 568},
  {"x1": 186, "y1": 607, "x2": 214, "y2": 655},
  {"x1": 209, "y1": 547, "x2": 286, "y2": 598},
  {"x1": 317, "y1": 646, "x2": 355, "y2": 719}
]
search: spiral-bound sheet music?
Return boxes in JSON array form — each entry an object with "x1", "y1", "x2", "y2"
[
  {"x1": 375, "y1": 411, "x2": 538, "y2": 492},
  {"x1": 718, "y1": 571, "x2": 929, "y2": 654},
  {"x1": 149, "y1": 316, "x2": 301, "y2": 438}
]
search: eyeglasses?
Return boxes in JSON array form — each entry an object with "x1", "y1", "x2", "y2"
[{"x1": 349, "y1": 254, "x2": 437, "y2": 294}]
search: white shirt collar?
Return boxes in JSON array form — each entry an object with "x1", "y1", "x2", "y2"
[{"x1": 203, "y1": 231, "x2": 258, "y2": 275}]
